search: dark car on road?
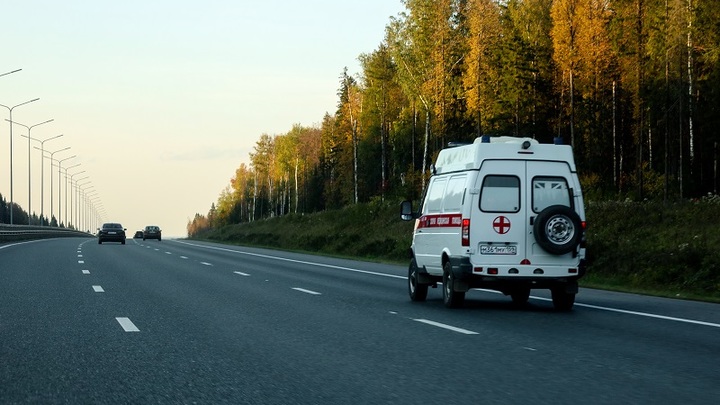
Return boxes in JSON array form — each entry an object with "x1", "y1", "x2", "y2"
[
  {"x1": 143, "y1": 225, "x2": 161, "y2": 241},
  {"x1": 98, "y1": 223, "x2": 127, "y2": 244},
  {"x1": 133, "y1": 231, "x2": 143, "y2": 239}
]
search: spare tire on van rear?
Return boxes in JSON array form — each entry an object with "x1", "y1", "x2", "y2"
[{"x1": 533, "y1": 205, "x2": 583, "y2": 255}]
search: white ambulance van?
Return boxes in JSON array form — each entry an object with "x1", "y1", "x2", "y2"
[{"x1": 400, "y1": 136, "x2": 587, "y2": 310}]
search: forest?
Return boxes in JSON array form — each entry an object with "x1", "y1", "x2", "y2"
[{"x1": 187, "y1": 0, "x2": 720, "y2": 237}]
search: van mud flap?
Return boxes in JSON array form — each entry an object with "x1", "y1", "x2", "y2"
[{"x1": 448, "y1": 256, "x2": 472, "y2": 292}]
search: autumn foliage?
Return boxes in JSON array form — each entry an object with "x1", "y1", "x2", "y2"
[{"x1": 188, "y1": 0, "x2": 720, "y2": 237}]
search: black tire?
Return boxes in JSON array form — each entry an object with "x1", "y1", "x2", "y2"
[
  {"x1": 98, "y1": 239, "x2": 102, "y2": 245},
  {"x1": 511, "y1": 288, "x2": 531, "y2": 306},
  {"x1": 408, "y1": 258, "x2": 428, "y2": 302},
  {"x1": 533, "y1": 205, "x2": 583, "y2": 255},
  {"x1": 121, "y1": 240, "x2": 126, "y2": 245},
  {"x1": 442, "y1": 262, "x2": 465, "y2": 308},
  {"x1": 551, "y1": 288, "x2": 575, "y2": 311}
]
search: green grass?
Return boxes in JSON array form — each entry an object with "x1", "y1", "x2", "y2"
[{"x1": 193, "y1": 197, "x2": 720, "y2": 303}]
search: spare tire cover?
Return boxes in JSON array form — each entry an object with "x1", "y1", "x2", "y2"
[{"x1": 533, "y1": 205, "x2": 582, "y2": 255}]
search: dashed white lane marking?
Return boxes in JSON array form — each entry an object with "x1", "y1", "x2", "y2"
[
  {"x1": 292, "y1": 287, "x2": 321, "y2": 295},
  {"x1": 234, "y1": 271, "x2": 250, "y2": 276},
  {"x1": 200, "y1": 262, "x2": 213, "y2": 266},
  {"x1": 413, "y1": 319, "x2": 478, "y2": 335},
  {"x1": 82, "y1": 270, "x2": 90, "y2": 275},
  {"x1": 116, "y1": 317, "x2": 140, "y2": 332},
  {"x1": 180, "y1": 256, "x2": 188, "y2": 259},
  {"x1": 165, "y1": 252, "x2": 172, "y2": 255},
  {"x1": 92, "y1": 285, "x2": 104, "y2": 293},
  {"x1": 77, "y1": 254, "x2": 83, "y2": 257},
  {"x1": 78, "y1": 260, "x2": 84, "y2": 264}
]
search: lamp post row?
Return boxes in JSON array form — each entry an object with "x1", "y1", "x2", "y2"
[{"x1": 1, "y1": 68, "x2": 102, "y2": 228}]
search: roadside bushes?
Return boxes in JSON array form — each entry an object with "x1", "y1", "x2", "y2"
[{"x1": 585, "y1": 198, "x2": 720, "y2": 300}]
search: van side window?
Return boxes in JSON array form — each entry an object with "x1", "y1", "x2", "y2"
[
  {"x1": 443, "y1": 175, "x2": 466, "y2": 212},
  {"x1": 424, "y1": 178, "x2": 447, "y2": 214},
  {"x1": 480, "y1": 175, "x2": 520, "y2": 213},
  {"x1": 532, "y1": 176, "x2": 571, "y2": 212}
]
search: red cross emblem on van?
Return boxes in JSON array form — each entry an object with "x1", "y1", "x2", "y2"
[{"x1": 493, "y1": 216, "x2": 511, "y2": 234}]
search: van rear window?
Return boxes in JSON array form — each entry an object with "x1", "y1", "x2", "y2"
[
  {"x1": 532, "y1": 176, "x2": 570, "y2": 212},
  {"x1": 480, "y1": 175, "x2": 520, "y2": 213}
]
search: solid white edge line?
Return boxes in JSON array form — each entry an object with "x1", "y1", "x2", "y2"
[
  {"x1": 116, "y1": 317, "x2": 140, "y2": 332},
  {"x1": 173, "y1": 240, "x2": 720, "y2": 329},
  {"x1": 292, "y1": 287, "x2": 321, "y2": 295},
  {"x1": 413, "y1": 319, "x2": 478, "y2": 335}
]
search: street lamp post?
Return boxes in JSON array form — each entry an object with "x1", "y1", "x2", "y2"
[
  {"x1": 30, "y1": 134, "x2": 63, "y2": 225},
  {"x1": 0, "y1": 98, "x2": 40, "y2": 224},
  {"x1": 76, "y1": 180, "x2": 91, "y2": 231},
  {"x1": 83, "y1": 189, "x2": 98, "y2": 232},
  {"x1": 68, "y1": 172, "x2": 86, "y2": 229},
  {"x1": 70, "y1": 176, "x2": 92, "y2": 230},
  {"x1": 61, "y1": 163, "x2": 80, "y2": 227},
  {"x1": 39, "y1": 146, "x2": 71, "y2": 226},
  {"x1": 8, "y1": 118, "x2": 54, "y2": 224}
]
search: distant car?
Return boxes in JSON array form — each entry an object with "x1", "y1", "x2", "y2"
[
  {"x1": 98, "y1": 223, "x2": 127, "y2": 244},
  {"x1": 133, "y1": 231, "x2": 143, "y2": 239},
  {"x1": 143, "y1": 225, "x2": 161, "y2": 241}
]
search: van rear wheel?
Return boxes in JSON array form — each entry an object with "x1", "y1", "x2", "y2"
[
  {"x1": 511, "y1": 288, "x2": 531, "y2": 306},
  {"x1": 442, "y1": 262, "x2": 465, "y2": 308},
  {"x1": 551, "y1": 288, "x2": 575, "y2": 311},
  {"x1": 408, "y1": 259, "x2": 428, "y2": 302}
]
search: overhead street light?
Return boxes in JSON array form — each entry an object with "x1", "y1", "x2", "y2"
[
  {"x1": 0, "y1": 98, "x2": 40, "y2": 224},
  {"x1": 67, "y1": 170, "x2": 85, "y2": 229},
  {"x1": 0, "y1": 69, "x2": 21, "y2": 78},
  {"x1": 8, "y1": 118, "x2": 55, "y2": 224},
  {"x1": 28, "y1": 133, "x2": 63, "y2": 225},
  {"x1": 56, "y1": 157, "x2": 77, "y2": 226},
  {"x1": 38, "y1": 145, "x2": 71, "y2": 226},
  {"x1": 73, "y1": 177, "x2": 90, "y2": 229}
]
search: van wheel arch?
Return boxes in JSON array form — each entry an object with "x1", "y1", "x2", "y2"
[
  {"x1": 442, "y1": 261, "x2": 465, "y2": 308},
  {"x1": 408, "y1": 258, "x2": 429, "y2": 302}
]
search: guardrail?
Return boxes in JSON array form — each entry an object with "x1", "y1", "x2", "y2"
[{"x1": 0, "y1": 224, "x2": 92, "y2": 242}]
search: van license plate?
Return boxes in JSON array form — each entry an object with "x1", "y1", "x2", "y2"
[{"x1": 480, "y1": 245, "x2": 517, "y2": 255}]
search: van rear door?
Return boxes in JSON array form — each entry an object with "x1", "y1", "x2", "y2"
[
  {"x1": 472, "y1": 161, "x2": 527, "y2": 265},
  {"x1": 525, "y1": 161, "x2": 579, "y2": 265}
]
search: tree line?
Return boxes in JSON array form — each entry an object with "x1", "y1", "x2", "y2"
[
  {"x1": 0, "y1": 192, "x2": 69, "y2": 228},
  {"x1": 187, "y1": 0, "x2": 720, "y2": 237}
]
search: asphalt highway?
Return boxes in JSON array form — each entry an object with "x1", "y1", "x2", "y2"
[{"x1": 1, "y1": 237, "x2": 719, "y2": 404}]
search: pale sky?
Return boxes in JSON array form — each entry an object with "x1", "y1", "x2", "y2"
[{"x1": 0, "y1": 0, "x2": 405, "y2": 237}]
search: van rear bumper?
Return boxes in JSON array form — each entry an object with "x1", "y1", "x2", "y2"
[{"x1": 447, "y1": 256, "x2": 586, "y2": 292}]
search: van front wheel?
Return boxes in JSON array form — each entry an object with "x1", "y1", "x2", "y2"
[
  {"x1": 442, "y1": 262, "x2": 465, "y2": 308},
  {"x1": 408, "y1": 259, "x2": 428, "y2": 302}
]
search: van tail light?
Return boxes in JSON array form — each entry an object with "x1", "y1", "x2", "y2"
[{"x1": 461, "y1": 218, "x2": 470, "y2": 246}]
